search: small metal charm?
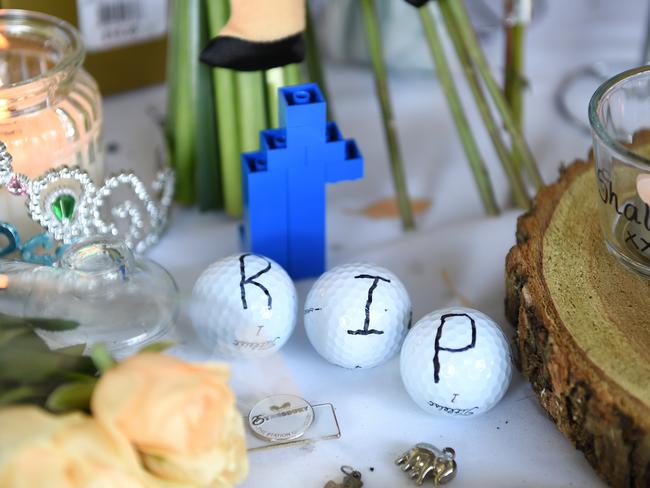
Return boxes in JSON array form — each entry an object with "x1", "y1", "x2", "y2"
[
  {"x1": 395, "y1": 443, "x2": 457, "y2": 486},
  {"x1": 324, "y1": 466, "x2": 363, "y2": 488}
]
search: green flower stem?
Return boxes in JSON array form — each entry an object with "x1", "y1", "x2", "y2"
[
  {"x1": 195, "y1": 0, "x2": 222, "y2": 210},
  {"x1": 206, "y1": 0, "x2": 242, "y2": 216},
  {"x1": 283, "y1": 63, "x2": 302, "y2": 86},
  {"x1": 360, "y1": 0, "x2": 415, "y2": 230},
  {"x1": 436, "y1": 3, "x2": 530, "y2": 209},
  {"x1": 236, "y1": 71, "x2": 268, "y2": 155},
  {"x1": 418, "y1": 7, "x2": 499, "y2": 215},
  {"x1": 265, "y1": 64, "x2": 302, "y2": 128},
  {"x1": 167, "y1": 0, "x2": 200, "y2": 204},
  {"x1": 265, "y1": 67, "x2": 285, "y2": 128},
  {"x1": 305, "y1": 5, "x2": 332, "y2": 118},
  {"x1": 504, "y1": 0, "x2": 527, "y2": 130},
  {"x1": 441, "y1": 0, "x2": 542, "y2": 189},
  {"x1": 504, "y1": 0, "x2": 527, "y2": 181}
]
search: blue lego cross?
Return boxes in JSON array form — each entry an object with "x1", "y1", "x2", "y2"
[{"x1": 241, "y1": 83, "x2": 364, "y2": 279}]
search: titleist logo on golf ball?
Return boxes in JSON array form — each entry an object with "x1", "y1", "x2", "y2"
[
  {"x1": 233, "y1": 338, "x2": 280, "y2": 350},
  {"x1": 427, "y1": 401, "x2": 479, "y2": 416}
]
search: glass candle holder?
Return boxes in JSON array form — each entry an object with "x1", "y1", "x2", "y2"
[
  {"x1": 0, "y1": 9, "x2": 103, "y2": 239},
  {"x1": 589, "y1": 66, "x2": 650, "y2": 277},
  {"x1": 0, "y1": 237, "x2": 178, "y2": 356}
]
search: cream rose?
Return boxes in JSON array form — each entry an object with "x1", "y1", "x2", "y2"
[
  {"x1": 0, "y1": 406, "x2": 156, "y2": 488},
  {"x1": 91, "y1": 353, "x2": 248, "y2": 488}
]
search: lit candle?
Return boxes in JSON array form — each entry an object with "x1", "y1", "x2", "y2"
[{"x1": 0, "y1": 10, "x2": 103, "y2": 240}]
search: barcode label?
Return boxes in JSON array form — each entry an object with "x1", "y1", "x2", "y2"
[
  {"x1": 98, "y1": 1, "x2": 141, "y2": 24},
  {"x1": 76, "y1": 0, "x2": 167, "y2": 53}
]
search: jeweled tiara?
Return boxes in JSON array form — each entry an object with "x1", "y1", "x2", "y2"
[{"x1": 0, "y1": 141, "x2": 174, "y2": 256}]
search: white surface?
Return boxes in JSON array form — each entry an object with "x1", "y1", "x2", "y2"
[
  {"x1": 97, "y1": 0, "x2": 647, "y2": 485},
  {"x1": 400, "y1": 308, "x2": 512, "y2": 418},
  {"x1": 304, "y1": 263, "x2": 411, "y2": 369},
  {"x1": 191, "y1": 254, "x2": 298, "y2": 358}
]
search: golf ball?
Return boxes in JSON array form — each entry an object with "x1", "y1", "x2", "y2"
[
  {"x1": 304, "y1": 263, "x2": 411, "y2": 369},
  {"x1": 400, "y1": 307, "x2": 512, "y2": 417},
  {"x1": 190, "y1": 253, "x2": 297, "y2": 358}
]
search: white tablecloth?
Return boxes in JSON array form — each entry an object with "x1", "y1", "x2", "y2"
[{"x1": 102, "y1": 1, "x2": 647, "y2": 485}]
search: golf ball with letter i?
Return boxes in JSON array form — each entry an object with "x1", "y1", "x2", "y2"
[
  {"x1": 190, "y1": 253, "x2": 297, "y2": 358},
  {"x1": 400, "y1": 307, "x2": 512, "y2": 417},
  {"x1": 304, "y1": 263, "x2": 412, "y2": 369}
]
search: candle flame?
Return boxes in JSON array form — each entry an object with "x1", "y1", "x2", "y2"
[
  {"x1": 0, "y1": 34, "x2": 8, "y2": 50},
  {"x1": 0, "y1": 274, "x2": 8, "y2": 289}
]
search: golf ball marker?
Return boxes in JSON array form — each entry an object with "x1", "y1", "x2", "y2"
[
  {"x1": 191, "y1": 253, "x2": 297, "y2": 358},
  {"x1": 400, "y1": 307, "x2": 512, "y2": 417},
  {"x1": 304, "y1": 263, "x2": 412, "y2": 369}
]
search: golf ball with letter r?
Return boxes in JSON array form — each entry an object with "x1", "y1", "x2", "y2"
[
  {"x1": 400, "y1": 307, "x2": 512, "y2": 417},
  {"x1": 304, "y1": 263, "x2": 411, "y2": 368},
  {"x1": 190, "y1": 253, "x2": 297, "y2": 358}
]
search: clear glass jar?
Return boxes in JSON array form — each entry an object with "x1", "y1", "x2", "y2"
[
  {"x1": 0, "y1": 237, "x2": 178, "y2": 356},
  {"x1": 0, "y1": 9, "x2": 103, "y2": 239},
  {"x1": 589, "y1": 65, "x2": 650, "y2": 277}
]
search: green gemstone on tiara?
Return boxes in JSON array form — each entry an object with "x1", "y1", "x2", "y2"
[
  {"x1": 0, "y1": 139, "x2": 175, "y2": 253},
  {"x1": 51, "y1": 194, "x2": 76, "y2": 222}
]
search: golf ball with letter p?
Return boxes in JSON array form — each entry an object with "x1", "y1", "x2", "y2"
[
  {"x1": 400, "y1": 307, "x2": 512, "y2": 417},
  {"x1": 304, "y1": 263, "x2": 411, "y2": 368},
  {"x1": 190, "y1": 253, "x2": 297, "y2": 358}
]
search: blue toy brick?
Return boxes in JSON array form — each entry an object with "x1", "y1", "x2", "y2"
[
  {"x1": 260, "y1": 128, "x2": 288, "y2": 153},
  {"x1": 240, "y1": 82, "x2": 364, "y2": 279},
  {"x1": 241, "y1": 151, "x2": 289, "y2": 267},
  {"x1": 327, "y1": 140, "x2": 364, "y2": 182},
  {"x1": 287, "y1": 149, "x2": 326, "y2": 279},
  {"x1": 279, "y1": 83, "x2": 326, "y2": 128}
]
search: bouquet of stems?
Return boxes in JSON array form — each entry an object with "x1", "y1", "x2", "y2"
[
  {"x1": 167, "y1": 0, "x2": 539, "y2": 229},
  {"x1": 167, "y1": 0, "x2": 328, "y2": 216}
]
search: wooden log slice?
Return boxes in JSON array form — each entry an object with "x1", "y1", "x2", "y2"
[{"x1": 505, "y1": 159, "x2": 650, "y2": 488}]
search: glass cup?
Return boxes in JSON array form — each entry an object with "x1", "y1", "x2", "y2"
[
  {"x1": 589, "y1": 65, "x2": 650, "y2": 277},
  {"x1": 0, "y1": 9, "x2": 103, "y2": 239}
]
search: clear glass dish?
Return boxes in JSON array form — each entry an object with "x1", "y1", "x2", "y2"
[{"x1": 0, "y1": 237, "x2": 177, "y2": 356}]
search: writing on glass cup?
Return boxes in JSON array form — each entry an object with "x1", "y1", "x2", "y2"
[{"x1": 589, "y1": 65, "x2": 650, "y2": 277}]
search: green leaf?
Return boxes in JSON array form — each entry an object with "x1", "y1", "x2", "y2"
[
  {"x1": 0, "y1": 385, "x2": 39, "y2": 405},
  {"x1": 90, "y1": 344, "x2": 116, "y2": 373},
  {"x1": 0, "y1": 333, "x2": 95, "y2": 382},
  {"x1": 0, "y1": 313, "x2": 32, "y2": 330},
  {"x1": 45, "y1": 380, "x2": 95, "y2": 412},
  {"x1": 25, "y1": 317, "x2": 79, "y2": 332},
  {"x1": 55, "y1": 344, "x2": 86, "y2": 356},
  {"x1": 58, "y1": 371, "x2": 99, "y2": 382},
  {"x1": 138, "y1": 340, "x2": 175, "y2": 354},
  {"x1": 0, "y1": 327, "x2": 30, "y2": 346},
  {"x1": 0, "y1": 313, "x2": 79, "y2": 332}
]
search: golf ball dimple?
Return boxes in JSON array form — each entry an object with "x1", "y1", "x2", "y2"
[
  {"x1": 304, "y1": 263, "x2": 412, "y2": 369},
  {"x1": 400, "y1": 307, "x2": 512, "y2": 417},
  {"x1": 190, "y1": 253, "x2": 297, "y2": 358}
]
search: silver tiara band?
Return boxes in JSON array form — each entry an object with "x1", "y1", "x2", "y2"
[{"x1": 0, "y1": 142, "x2": 174, "y2": 254}]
